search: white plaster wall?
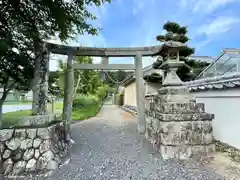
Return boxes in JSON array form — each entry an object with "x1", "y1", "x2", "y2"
[
  {"x1": 124, "y1": 81, "x2": 137, "y2": 106},
  {"x1": 123, "y1": 80, "x2": 161, "y2": 107},
  {"x1": 191, "y1": 89, "x2": 240, "y2": 149}
]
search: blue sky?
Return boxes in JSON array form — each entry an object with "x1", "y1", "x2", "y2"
[{"x1": 49, "y1": 0, "x2": 240, "y2": 71}]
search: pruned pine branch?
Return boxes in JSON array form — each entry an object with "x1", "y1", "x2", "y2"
[{"x1": 151, "y1": 21, "x2": 209, "y2": 82}]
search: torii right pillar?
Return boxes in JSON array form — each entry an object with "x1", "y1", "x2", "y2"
[{"x1": 145, "y1": 41, "x2": 215, "y2": 160}]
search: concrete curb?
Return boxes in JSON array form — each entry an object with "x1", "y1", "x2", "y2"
[{"x1": 121, "y1": 106, "x2": 138, "y2": 117}]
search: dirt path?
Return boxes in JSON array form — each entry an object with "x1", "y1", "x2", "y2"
[{"x1": 23, "y1": 105, "x2": 225, "y2": 180}]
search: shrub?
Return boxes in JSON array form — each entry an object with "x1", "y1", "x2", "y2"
[
  {"x1": 72, "y1": 93, "x2": 104, "y2": 121},
  {"x1": 73, "y1": 94, "x2": 100, "y2": 109},
  {"x1": 95, "y1": 85, "x2": 109, "y2": 101}
]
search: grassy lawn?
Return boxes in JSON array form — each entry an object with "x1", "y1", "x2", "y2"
[
  {"x1": 2, "y1": 101, "x2": 101, "y2": 127},
  {"x1": 72, "y1": 103, "x2": 101, "y2": 121},
  {"x1": 2, "y1": 102, "x2": 63, "y2": 128}
]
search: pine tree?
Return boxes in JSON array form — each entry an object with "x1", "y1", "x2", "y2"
[{"x1": 144, "y1": 21, "x2": 209, "y2": 83}]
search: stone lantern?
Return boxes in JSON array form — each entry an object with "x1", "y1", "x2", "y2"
[
  {"x1": 145, "y1": 40, "x2": 215, "y2": 160},
  {"x1": 159, "y1": 41, "x2": 185, "y2": 86}
]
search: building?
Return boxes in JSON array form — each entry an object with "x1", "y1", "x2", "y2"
[
  {"x1": 122, "y1": 50, "x2": 240, "y2": 150},
  {"x1": 120, "y1": 65, "x2": 164, "y2": 107},
  {"x1": 121, "y1": 56, "x2": 214, "y2": 107}
]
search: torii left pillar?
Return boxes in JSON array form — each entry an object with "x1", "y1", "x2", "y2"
[
  {"x1": 62, "y1": 53, "x2": 74, "y2": 134},
  {"x1": 134, "y1": 53, "x2": 146, "y2": 134}
]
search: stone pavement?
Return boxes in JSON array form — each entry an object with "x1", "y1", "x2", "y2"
[{"x1": 11, "y1": 105, "x2": 224, "y2": 180}]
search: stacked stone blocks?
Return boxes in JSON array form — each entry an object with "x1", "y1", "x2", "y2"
[
  {"x1": 0, "y1": 122, "x2": 70, "y2": 175},
  {"x1": 145, "y1": 86, "x2": 215, "y2": 160}
]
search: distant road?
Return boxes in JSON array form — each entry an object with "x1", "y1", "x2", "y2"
[
  {"x1": 3, "y1": 100, "x2": 63, "y2": 113},
  {"x1": 3, "y1": 104, "x2": 32, "y2": 113}
]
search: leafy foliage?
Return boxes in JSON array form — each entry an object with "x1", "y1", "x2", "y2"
[
  {"x1": 143, "y1": 73, "x2": 163, "y2": 83},
  {"x1": 103, "y1": 70, "x2": 132, "y2": 88},
  {"x1": 0, "y1": 0, "x2": 111, "y2": 126},
  {"x1": 148, "y1": 21, "x2": 209, "y2": 83},
  {"x1": 57, "y1": 56, "x2": 109, "y2": 96},
  {"x1": 48, "y1": 71, "x2": 61, "y2": 96},
  {"x1": 74, "y1": 56, "x2": 103, "y2": 95},
  {"x1": 72, "y1": 94, "x2": 102, "y2": 121},
  {"x1": 73, "y1": 94, "x2": 100, "y2": 108}
]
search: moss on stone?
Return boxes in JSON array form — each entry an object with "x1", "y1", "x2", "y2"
[{"x1": 215, "y1": 140, "x2": 240, "y2": 162}]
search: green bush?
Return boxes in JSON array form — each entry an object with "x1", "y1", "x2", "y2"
[
  {"x1": 95, "y1": 85, "x2": 109, "y2": 101},
  {"x1": 71, "y1": 85, "x2": 109, "y2": 121},
  {"x1": 73, "y1": 94, "x2": 100, "y2": 108}
]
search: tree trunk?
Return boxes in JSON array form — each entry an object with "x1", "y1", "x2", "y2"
[
  {"x1": 31, "y1": 42, "x2": 49, "y2": 115},
  {"x1": 0, "y1": 101, "x2": 3, "y2": 129},
  {"x1": 72, "y1": 72, "x2": 81, "y2": 99},
  {"x1": 0, "y1": 88, "x2": 10, "y2": 128},
  {"x1": 38, "y1": 43, "x2": 49, "y2": 115},
  {"x1": 32, "y1": 43, "x2": 41, "y2": 115},
  {"x1": 62, "y1": 54, "x2": 74, "y2": 134}
]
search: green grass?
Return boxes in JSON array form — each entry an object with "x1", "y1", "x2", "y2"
[
  {"x1": 48, "y1": 102, "x2": 63, "y2": 114},
  {"x1": 2, "y1": 102, "x2": 63, "y2": 128},
  {"x1": 2, "y1": 110, "x2": 32, "y2": 128},
  {"x1": 72, "y1": 103, "x2": 101, "y2": 121},
  {"x1": 1, "y1": 101, "x2": 101, "y2": 127}
]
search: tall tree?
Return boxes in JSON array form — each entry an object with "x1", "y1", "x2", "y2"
[
  {"x1": 74, "y1": 56, "x2": 102, "y2": 95},
  {"x1": 57, "y1": 56, "x2": 105, "y2": 97},
  {"x1": 0, "y1": 0, "x2": 111, "y2": 124},
  {"x1": 144, "y1": 22, "x2": 209, "y2": 83},
  {"x1": 0, "y1": 49, "x2": 34, "y2": 127},
  {"x1": 48, "y1": 71, "x2": 61, "y2": 96}
]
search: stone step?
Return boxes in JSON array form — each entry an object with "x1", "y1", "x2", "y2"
[
  {"x1": 155, "y1": 102, "x2": 205, "y2": 114},
  {"x1": 160, "y1": 121, "x2": 213, "y2": 145},
  {"x1": 158, "y1": 86, "x2": 189, "y2": 95},
  {"x1": 154, "y1": 112, "x2": 214, "y2": 122},
  {"x1": 159, "y1": 144, "x2": 215, "y2": 160},
  {"x1": 154, "y1": 94, "x2": 196, "y2": 104}
]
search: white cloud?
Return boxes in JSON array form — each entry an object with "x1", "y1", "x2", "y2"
[
  {"x1": 180, "y1": 0, "x2": 187, "y2": 8},
  {"x1": 193, "y1": 16, "x2": 239, "y2": 49},
  {"x1": 198, "y1": 16, "x2": 240, "y2": 37},
  {"x1": 193, "y1": 0, "x2": 238, "y2": 13},
  {"x1": 132, "y1": 0, "x2": 145, "y2": 16},
  {"x1": 180, "y1": 0, "x2": 196, "y2": 8},
  {"x1": 194, "y1": 39, "x2": 212, "y2": 50}
]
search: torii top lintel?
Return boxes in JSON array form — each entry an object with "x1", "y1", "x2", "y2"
[{"x1": 46, "y1": 42, "x2": 162, "y2": 57}]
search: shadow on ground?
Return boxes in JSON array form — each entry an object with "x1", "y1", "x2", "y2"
[{"x1": 4, "y1": 105, "x2": 225, "y2": 180}]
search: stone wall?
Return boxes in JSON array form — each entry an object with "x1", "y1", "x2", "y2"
[
  {"x1": 215, "y1": 140, "x2": 240, "y2": 162},
  {"x1": 17, "y1": 114, "x2": 57, "y2": 127},
  {"x1": 0, "y1": 122, "x2": 70, "y2": 175},
  {"x1": 122, "y1": 104, "x2": 137, "y2": 116},
  {"x1": 145, "y1": 86, "x2": 215, "y2": 160}
]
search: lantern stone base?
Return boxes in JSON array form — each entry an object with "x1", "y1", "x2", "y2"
[{"x1": 145, "y1": 86, "x2": 215, "y2": 160}]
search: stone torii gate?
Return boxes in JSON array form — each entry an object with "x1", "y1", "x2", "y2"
[{"x1": 44, "y1": 42, "x2": 162, "y2": 134}]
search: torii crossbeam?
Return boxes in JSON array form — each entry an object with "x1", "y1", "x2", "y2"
[{"x1": 45, "y1": 42, "x2": 162, "y2": 134}]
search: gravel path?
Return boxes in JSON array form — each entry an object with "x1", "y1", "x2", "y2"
[{"x1": 26, "y1": 105, "x2": 224, "y2": 179}]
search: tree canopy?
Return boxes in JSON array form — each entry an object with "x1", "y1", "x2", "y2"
[
  {"x1": 57, "y1": 56, "x2": 107, "y2": 97},
  {"x1": 0, "y1": 0, "x2": 111, "y2": 126},
  {"x1": 0, "y1": 0, "x2": 111, "y2": 92},
  {"x1": 144, "y1": 21, "x2": 209, "y2": 83}
]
